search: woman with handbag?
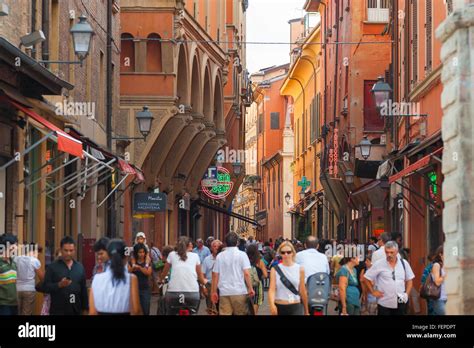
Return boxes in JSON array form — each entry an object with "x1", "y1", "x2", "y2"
[
  {"x1": 336, "y1": 256, "x2": 361, "y2": 315},
  {"x1": 428, "y1": 246, "x2": 447, "y2": 315},
  {"x1": 268, "y1": 241, "x2": 309, "y2": 316}
]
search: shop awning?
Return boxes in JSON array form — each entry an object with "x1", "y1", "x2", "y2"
[
  {"x1": 389, "y1": 147, "x2": 443, "y2": 184},
  {"x1": 350, "y1": 179, "x2": 382, "y2": 196},
  {"x1": 303, "y1": 199, "x2": 318, "y2": 212},
  {"x1": 5, "y1": 98, "x2": 83, "y2": 158}
]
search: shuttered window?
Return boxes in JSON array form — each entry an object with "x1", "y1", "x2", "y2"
[
  {"x1": 411, "y1": 0, "x2": 418, "y2": 86},
  {"x1": 258, "y1": 113, "x2": 264, "y2": 134},
  {"x1": 270, "y1": 112, "x2": 280, "y2": 129},
  {"x1": 311, "y1": 94, "x2": 321, "y2": 143},
  {"x1": 425, "y1": 0, "x2": 433, "y2": 73}
]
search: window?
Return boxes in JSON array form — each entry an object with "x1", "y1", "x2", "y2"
[
  {"x1": 425, "y1": 0, "x2": 433, "y2": 73},
  {"x1": 363, "y1": 80, "x2": 384, "y2": 131},
  {"x1": 311, "y1": 94, "x2": 321, "y2": 143},
  {"x1": 270, "y1": 112, "x2": 280, "y2": 129},
  {"x1": 146, "y1": 33, "x2": 162, "y2": 72},
  {"x1": 258, "y1": 113, "x2": 264, "y2": 134},
  {"x1": 411, "y1": 0, "x2": 418, "y2": 86},
  {"x1": 273, "y1": 169, "x2": 276, "y2": 209},
  {"x1": 120, "y1": 33, "x2": 135, "y2": 72},
  {"x1": 367, "y1": 0, "x2": 389, "y2": 22}
]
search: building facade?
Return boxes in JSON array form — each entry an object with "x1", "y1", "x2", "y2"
[{"x1": 120, "y1": 0, "x2": 248, "y2": 246}]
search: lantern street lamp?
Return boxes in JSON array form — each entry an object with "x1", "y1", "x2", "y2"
[
  {"x1": 136, "y1": 106, "x2": 154, "y2": 140},
  {"x1": 299, "y1": 188, "x2": 306, "y2": 200},
  {"x1": 371, "y1": 76, "x2": 393, "y2": 110},
  {"x1": 40, "y1": 14, "x2": 94, "y2": 66},
  {"x1": 345, "y1": 170, "x2": 354, "y2": 185},
  {"x1": 232, "y1": 161, "x2": 243, "y2": 176},
  {"x1": 358, "y1": 136, "x2": 372, "y2": 160},
  {"x1": 70, "y1": 15, "x2": 94, "y2": 62},
  {"x1": 113, "y1": 106, "x2": 154, "y2": 141}
]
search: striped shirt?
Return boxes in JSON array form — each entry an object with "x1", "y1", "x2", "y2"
[{"x1": 0, "y1": 258, "x2": 17, "y2": 306}]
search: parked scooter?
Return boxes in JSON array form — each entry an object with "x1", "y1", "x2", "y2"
[{"x1": 306, "y1": 272, "x2": 331, "y2": 315}]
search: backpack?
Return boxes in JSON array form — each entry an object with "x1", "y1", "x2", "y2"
[{"x1": 250, "y1": 265, "x2": 260, "y2": 288}]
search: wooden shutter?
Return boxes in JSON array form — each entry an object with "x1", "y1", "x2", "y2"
[
  {"x1": 425, "y1": 0, "x2": 433, "y2": 73},
  {"x1": 270, "y1": 112, "x2": 280, "y2": 129},
  {"x1": 411, "y1": 0, "x2": 418, "y2": 86}
]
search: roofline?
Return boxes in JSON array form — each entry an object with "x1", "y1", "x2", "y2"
[{"x1": 0, "y1": 37, "x2": 74, "y2": 94}]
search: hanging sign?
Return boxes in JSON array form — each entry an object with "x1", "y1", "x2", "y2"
[
  {"x1": 133, "y1": 192, "x2": 167, "y2": 212},
  {"x1": 201, "y1": 166, "x2": 234, "y2": 200}
]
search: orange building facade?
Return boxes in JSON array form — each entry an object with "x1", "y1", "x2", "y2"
[{"x1": 119, "y1": 0, "x2": 249, "y2": 246}]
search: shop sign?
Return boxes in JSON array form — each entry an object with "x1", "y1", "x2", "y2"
[
  {"x1": 133, "y1": 192, "x2": 167, "y2": 212},
  {"x1": 328, "y1": 128, "x2": 339, "y2": 177},
  {"x1": 201, "y1": 166, "x2": 234, "y2": 200}
]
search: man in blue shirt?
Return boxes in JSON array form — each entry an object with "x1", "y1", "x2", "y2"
[{"x1": 193, "y1": 238, "x2": 211, "y2": 263}]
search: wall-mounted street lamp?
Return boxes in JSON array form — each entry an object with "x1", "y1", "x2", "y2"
[
  {"x1": 299, "y1": 188, "x2": 306, "y2": 200},
  {"x1": 233, "y1": 161, "x2": 243, "y2": 176},
  {"x1": 371, "y1": 76, "x2": 393, "y2": 109},
  {"x1": 285, "y1": 192, "x2": 291, "y2": 205},
  {"x1": 345, "y1": 170, "x2": 354, "y2": 185},
  {"x1": 113, "y1": 106, "x2": 154, "y2": 141},
  {"x1": 357, "y1": 136, "x2": 372, "y2": 160},
  {"x1": 40, "y1": 14, "x2": 94, "y2": 66}
]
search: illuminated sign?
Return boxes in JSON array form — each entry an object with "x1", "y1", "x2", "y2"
[{"x1": 201, "y1": 166, "x2": 234, "y2": 200}]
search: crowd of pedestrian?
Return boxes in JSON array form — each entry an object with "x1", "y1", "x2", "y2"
[{"x1": 0, "y1": 230, "x2": 446, "y2": 316}]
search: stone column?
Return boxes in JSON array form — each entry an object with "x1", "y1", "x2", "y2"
[{"x1": 436, "y1": 3, "x2": 474, "y2": 315}]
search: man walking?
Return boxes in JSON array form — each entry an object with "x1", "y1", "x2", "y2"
[
  {"x1": 202, "y1": 239, "x2": 222, "y2": 313},
  {"x1": 363, "y1": 241, "x2": 415, "y2": 315},
  {"x1": 211, "y1": 232, "x2": 255, "y2": 315},
  {"x1": 43, "y1": 236, "x2": 88, "y2": 315},
  {"x1": 193, "y1": 238, "x2": 211, "y2": 263},
  {"x1": 295, "y1": 236, "x2": 330, "y2": 282},
  {"x1": 371, "y1": 232, "x2": 391, "y2": 264}
]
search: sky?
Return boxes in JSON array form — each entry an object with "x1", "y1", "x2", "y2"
[{"x1": 246, "y1": 0, "x2": 306, "y2": 74}]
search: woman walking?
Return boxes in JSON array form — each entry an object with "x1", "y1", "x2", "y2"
[
  {"x1": 429, "y1": 246, "x2": 447, "y2": 315},
  {"x1": 128, "y1": 243, "x2": 152, "y2": 315},
  {"x1": 336, "y1": 256, "x2": 361, "y2": 315},
  {"x1": 89, "y1": 239, "x2": 142, "y2": 315},
  {"x1": 268, "y1": 241, "x2": 308, "y2": 316},
  {"x1": 160, "y1": 237, "x2": 208, "y2": 315},
  {"x1": 246, "y1": 244, "x2": 267, "y2": 314}
]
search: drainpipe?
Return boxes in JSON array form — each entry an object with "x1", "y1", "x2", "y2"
[
  {"x1": 106, "y1": 0, "x2": 115, "y2": 237},
  {"x1": 41, "y1": 0, "x2": 50, "y2": 68},
  {"x1": 31, "y1": 0, "x2": 37, "y2": 59}
]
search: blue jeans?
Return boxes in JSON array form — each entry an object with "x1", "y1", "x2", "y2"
[
  {"x1": 0, "y1": 305, "x2": 18, "y2": 315},
  {"x1": 430, "y1": 299, "x2": 447, "y2": 315},
  {"x1": 139, "y1": 289, "x2": 151, "y2": 316}
]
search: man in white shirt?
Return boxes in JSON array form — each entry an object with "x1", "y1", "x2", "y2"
[
  {"x1": 363, "y1": 241, "x2": 415, "y2": 315},
  {"x1": 295, "y1": 236, "x2": 330, "y2": 283},
  {"x1": 15, "y1": 245, "x2": 44, "y2": 315},
  {"x1": 211, "y1": 232, "x2": 255, "y2": 315},
  {"x1": 371, "y1": 232, "x2": 391, "y2": 264}
]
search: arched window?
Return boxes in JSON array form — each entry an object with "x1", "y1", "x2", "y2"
[
  {"x1": 120, "y1": 33, "x2": 135, "y2": 72},
  {"x1": 147, "y1": 33, "x2": 162, "y2": 72}
]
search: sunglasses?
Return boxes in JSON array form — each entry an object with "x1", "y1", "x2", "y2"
[{"x1": 280, "y1": 250, "x2": 293, "y2": 255}]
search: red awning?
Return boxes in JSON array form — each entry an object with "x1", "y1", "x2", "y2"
[
  {"x1": 118, "y1": 159, "x2": 137, "y2": 175},
  {"x1": 7, "y1": 98, "x2": 84, "y2": 158},
  {"x1": 389, "y1": 147, "x2": 443, "y2": 184}
]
